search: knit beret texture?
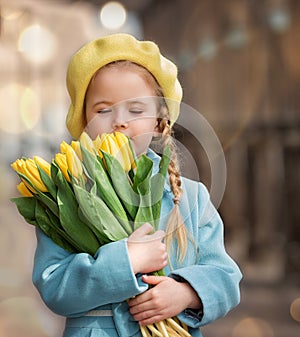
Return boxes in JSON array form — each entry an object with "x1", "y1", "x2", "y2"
[{"x1": 66, "y1": 33, "x2": 182, "y2": 139}]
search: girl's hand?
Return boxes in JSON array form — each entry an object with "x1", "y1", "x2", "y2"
[
  {"x1": 128, "y1": 275, "x2": 202, "y2": 326},
  {"x1": 127, "y1": 223, "x2": 168, "y2": 275}
]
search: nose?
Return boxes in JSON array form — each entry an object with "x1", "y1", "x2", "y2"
[{"x1": 112, "y1": 110, "x2": 128, "y2": 130}]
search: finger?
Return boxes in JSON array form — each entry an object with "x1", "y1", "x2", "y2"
[
  {"x1": 148, "y1": 230, "x2": 165, "y2": 241},
  {"x1": 129, "y1": 298, "x2": 153, "y2": 315},
  {"x1": 139, "y1": 313, "x2": 166, "y2": 326},
  {"x1": 128, "y1": 223, "x2": 153, "y2": 241},
  {"x1": 142, "y1": 275, "x2": 167, "y2": 286},
  {"x1": 128, "y1": 289, "x2": 152, "y2": 307}
]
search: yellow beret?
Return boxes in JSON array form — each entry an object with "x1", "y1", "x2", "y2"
[{"x1": 66, "y1": 33, "x2": 182, "y2": 139}]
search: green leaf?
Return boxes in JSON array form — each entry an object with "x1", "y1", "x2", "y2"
[
  {"x1": 11, "y1": 197, "x2": 38, "y2": 226},
  {"x1": 152, "y1": 269, "x2": 166, "y2": 277},
  {"x1": 45, "y1": 208, "x2": 83, "y2": 252},
  {"x1": 36, "y1": 163, "x2": 57, "y2": 200},
  {"x1": 133, "y1": 171, "x2": 154, "y2": 230},
  {"x1": 35, "y1": 202, "x2": 78, "y2": 253},
  {"x1": 55, "y1": 169, "x2": 100, "y2": 255},
  {"x1": 81, "y1": 146, "x2": 132, "y2": 234},
  {"x1": 51, "y1": 162, "x2": 59, "y2": 182},
  {"x1": 79, "y1": 145, "x2": 99, "y2": 180},
  {"x1": 132, "y1": 155, "x2": 153, "y2": 193},
  {"x1": 159, "y1": 145, "x2": 172, "y2": 177},
  {"x1": 133, "y1": 146, "x2": 171, "y2": 230},
  {"x1": 101, "y1": 151, "x2": 139, "y2": 220},
  {"x1": 35, "y1": 191, "x2": 59, "y2": 217},
  {"x1": 132, "y1": 155, "x2": 154, "y2": 230},
  {"x1": 15, "y1": 170, "x2": 59, "y2": 217},
  {"x1": 151, "y1": 145, "x2": 171, "y2": 228},
  {"x1": 77, "y1": 207, "x2": 110, "y2": 246},
  {"x1": 73, "y1": 183, "x2": 130, "y2": 242}
]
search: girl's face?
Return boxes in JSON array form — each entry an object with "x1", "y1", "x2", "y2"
[{"x1": 85, "y1": 66, "x2": 158, "y2": 156}]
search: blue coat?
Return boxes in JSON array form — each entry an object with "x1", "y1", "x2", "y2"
[{"x1": 32, "y1": 149, "x2": 242, "y2": 337}]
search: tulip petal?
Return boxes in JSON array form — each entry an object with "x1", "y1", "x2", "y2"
[
  {"x1": 66, "y1": 146, "x2": 83, "y2": 179},
  {"x1": 25, "y1": 159, "x2": 48, "y2": 192},
  {"x1": 55, "y1": 153, "x2": 70, "y2": 183},
  {"x1": 17, "y1": 182, "x2": 33, "y2": 197},
  {"x1": 34, "y1": 156, "x2": 51, "y2": 176},
  {"x1": 35, "y1": 159, "x2": 57, "y2": 199},
  {"x1": 71, "y1": 141, "x2": 82, "y2": 160},
  {"x1": 80, "y1": 132, "x2": 96, "y2": 154},
  {"x1": 115, "y1": 132, "x2": 132, "y2": 172}
]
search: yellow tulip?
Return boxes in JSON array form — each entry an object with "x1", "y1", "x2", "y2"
[
  {"x1": 71, "y1": 140, "x2": 82, "y2": 160},
  {"x1": 107, "y1": 134, "x2": 120, "y2": 156},
  {"x1": 60, "y1": 141, "x2": 69, "y2": 154},
  {"x1": 65, "y1": 146, "x2": 83, "y2": 179},
  {"x1": 115, "y1": 132, "x2": 135, "y2": 171},
  {"x1": 80, "y1": 132, "x2": 96, "y2": 155},
  {"x1": 98, "y1": 133, "x2": 110, "y2": 153},
  {"x1": 34, "y1": 156, "x2": 51, "y2": 176},
  {"x1": 93, "y1": 135, "x2": 103, "y2": 158},
  {"x1": 17, "y1": 182, "x2": 33, "y2": 197},
  {"x1": 11, "y1": 158, "x2": 48, "y2": 192},
  {"x1": 94, "y1": 132, "x2": 135, "y2": 172},
  {"x1": 25, "y1": 159, "x2": 49, "y2": 192},
  {"x1": 60, "y1": 140, "x2": 82, "y2": 161},
  {"x1": 55, "y1": 153, "x2": 70, "y2": 182},
  {"x1": 108, "y1": 133, "x2": 128, "y2": 171},
  {"x1": 11, "y1": 159, "x2": 23, "y2": 173}
]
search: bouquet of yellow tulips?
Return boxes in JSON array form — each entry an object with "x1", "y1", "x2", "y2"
[{"x1": 11, "y1": 132, "x2": 191, "y2": 337}]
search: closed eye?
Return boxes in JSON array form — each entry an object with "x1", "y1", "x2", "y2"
[
  {"x1": 129, "y1": 109, "x2": 144, "y2": 114},
  {"x1": 97, "y1": 108, "x2": 112, "y2": 114}
]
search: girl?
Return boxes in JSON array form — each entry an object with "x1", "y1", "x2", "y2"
[{"x1": 32, "y1": 33, "x2": 242, "y2": 337}]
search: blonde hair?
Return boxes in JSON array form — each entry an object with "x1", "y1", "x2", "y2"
[
  {"x1": 86, "y1": 61, "x2": 190, "y2": 264},
  {"x1": 156, "y1": 113, "x2": 189, "y2": 265}
]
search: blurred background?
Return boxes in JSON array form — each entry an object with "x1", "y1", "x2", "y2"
[{"x1": 0, "y1": 0, "x2": 299, "y2": 336}]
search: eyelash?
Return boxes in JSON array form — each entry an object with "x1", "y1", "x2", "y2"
[
  {"x1": 96, "y1": 109, "x2": 144, "y2": 114},
  {"x1": 97, "y1": 108, "x2": 112, "y2": 114},
  {"x1": 129, "y1": 109, "x2": 143, "y2": 114}
]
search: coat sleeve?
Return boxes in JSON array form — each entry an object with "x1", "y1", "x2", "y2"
[
  {"x1": 32, "y1": 229, "x2": 148, "y2": 317},
  {"x1": 168, "y1": 182, "x2": 242, "y2": 328}
]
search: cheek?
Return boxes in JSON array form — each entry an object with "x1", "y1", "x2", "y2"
[
  {"x1": 84, "y1": 116, "x2": 111, "y2": 139},
  {"x1": 130, "y1": 123, "x2": 157, "y2": 155}
]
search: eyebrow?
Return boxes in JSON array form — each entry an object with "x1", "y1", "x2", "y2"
[
  {"x1": 92, "y1": 99, "x2": 150, "y2": 109},
  {"x1": 91, "y1": 100, "x2": 113, "y2": 109},
  {"x1": 126, "y1": 100, "x2": 148, "y2": 105}
]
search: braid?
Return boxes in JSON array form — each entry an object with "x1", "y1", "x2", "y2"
[
  {"x1": 159, "y1": 118, "x2": 183, "y2": 201},
  {"x1": 156, "y1": 115, "x2": 188, "y2": 266}
]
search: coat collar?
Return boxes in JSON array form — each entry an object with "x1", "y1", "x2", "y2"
[{"x1": 146, "y1": 148, "x2": 171, "y2": 193}]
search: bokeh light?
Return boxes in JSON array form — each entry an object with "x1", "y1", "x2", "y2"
[
  {"x1": 231, "y1": 317, "x2": 274, "y2": 337},
  {"x1": 18, "y1": 24, "x2": 57, "y2": 65},
  {"x1": 224, "y1": 27, "x2": 248, "y2": 49},
  {"x1": 0, "y1": 84, "x2": 40, "y2": 134},
  {"x1": 268, "y1": 7, "x2": 291, "y2": 33},
  {"x1": 20, "y1": 87, "x2": 40, "y2": 130},
  {"x1": 198, "y1": 38, "x2": 218, "y2": 61},
  {"x1": 290, "y1": 297, "x2": 300, "y2": 322},
  {"x1": 100, "y1": 1, "x2": 127, "y2": 30},
  {"x1": 0, "y1": 8, "x2": 24, "y2": 21}
]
